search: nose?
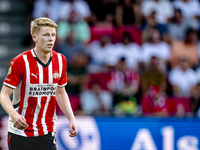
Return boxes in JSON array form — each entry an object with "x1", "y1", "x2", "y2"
[{"x1": 49, "y1": 35, "x2": 54, "y2": 41}]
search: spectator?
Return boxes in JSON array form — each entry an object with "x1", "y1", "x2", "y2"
[
  {"x1": 142, "y1": 29, "x2": 170, "y2": 71},
  {"x1": 59, "y1": 0, "x2": 91, "y2": 21},
  {"x1": 169, "y1": 57, "x2": 198, "y2": 97},
  {"x1": 87, "y1": 0, "x2": 116, "y2": 22},
  {"x1": 108, "y1": 57, "x2": 140, "y2": 107},
  {"x1": 141, "y1": 56, "x2": 167, "y2": 95},
  {"x1": 141, "y1": 86, "x2": 169, "y2": 117},
  {"x1": 170, "y1": 28, "x2": 198, "y2": 68},
  {"x1": 141, "y1": 86, "x2": 186, "y2": 117},
  {"x1": 87, "y1": 35, "x2": 115, "y2": 73},
  {"x1": 115, "y1": 0, "x2": 135, "y2": 25},
  {"x1": 168, "y1": 9, "x2": 190, "y2": 40},
  {"x1": 173, "y1": 0, "x2": 200, "y2": 29},
  {"x1": 33, "y1": 0, "x2": 60, "y2": 23},
  {"x1": 197, "y1": 31, "x2": 200, "y2": 58},
  {"x1": 141, "y1": 0, "x2": 174, "y2": 25},
  {"x1": 196, "y1": 65, "x2": 200, "y2": 82},
  {"x1": 173, "y1": 0, "x2": 199, "y2": 19},
  {"x1": 80, "y1": 82, "x2": 113, "y2": 115},
  {"x1": 133, "y1": 0, "x2": 142, "y2": 26},
  {"x1": 58, "y1": 31, "x2": 85, "y2": 64},
  {"x1": 141, "y1": 11, "x2": 168, "y2": 43},
  {"x1": 114, "y1": 32, "x2": 141, "y2": 69},
  {"x1": 190, "y1": 83, "x2": 200, "y2": 116},
  {"x1": 57, "y1": 10, "x2": 90, "y2": 43},
  {"x1": 66, "y1": 53, "x2": 88, "y2": 94},
  {"x1": 88, "y1": 15, "x2": 115, "y2": 43},
  {"x1": 114, "y1": 95, "x2": 138, "y2": 116}
]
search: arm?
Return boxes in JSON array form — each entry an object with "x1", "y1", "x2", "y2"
[
  {"x1": 56, "y1": 87, "x2": 78, "y2": 137},
  {"x1": 0, "y1": 85, "x2": 28, "y2": 129}
]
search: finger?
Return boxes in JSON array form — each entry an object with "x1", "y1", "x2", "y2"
[
  {"x1": 18, "y1": 120, "x2": 28, "y2": 128},
  {"x1": 70, "y1": 132, "x2": 77, "y2": 137},
  {"x1": 21, "y1": 116, "x2": 26, "y2": 122},
  {"x1": 69, "y1": 132, "x2": 76, "y2": 136},
  {"x1": 15, "y1": 120, "x2": 28, "y2": 130},
  {"x1": 14, "y1": 123, "x2": 21, "y2": 129},
  {"x1": 14, "y1": 123, "x2": 26, "y2": 130},
  {"x1": 69, "y1": 128, "x2": 78, "y2": 137},
  {"x1": 18, "y1": 126, "x2": 26, "y2": 130},
  {"x1": 70, "y1": 129, "x2": 77, "y2": 135},
  {"x1": 74, "y1": 126, "x2": 78, "y2": 134},
  {"x1": 14, "y1": 123, "x2": 18, "y2": 128},
  {"x1": 19, "y1": 119, "x2": 28, "y2": 127},
  {"x1": 20, "y1": 116, "x2": 28, "y2": 126},
  {"x1": 16, "y1": 120, "x2": 24, "y2": 127},
  {"x1": 69, "y1": 124, "x2": 72, "y2": 133},
  {"x1": 69, "y1": 130, "x2": 76, "y2": 137},
  {"x1": 69, "y1": 134, "x2": 77, "y2": 137}
]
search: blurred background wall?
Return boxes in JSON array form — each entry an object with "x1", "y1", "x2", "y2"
[{"x1": 1, "y1": 0, "x2": 200, "y2": 149}]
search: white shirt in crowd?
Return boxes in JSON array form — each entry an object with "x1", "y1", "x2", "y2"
[
  {"x1": 59, "y1": 0, "x2": 91, "y2": 20},
  {"x1": 173, "y1": 0, "x2": 200, "y2": 29},
  {"x1": 141, "y1": 42, "x2": 170, "y2": 62},
  {"x1": 80, "y1": 90, "x2": 113, "y2": 115},
  {"x1": 88, "y1": 41, "x2": 142, "y2": 69},
  {"x1": 113, "y1": 43, "x2": 142, "y2": 69},
  {"x1": 33, "y1": 0, "x2": 60, "y2": 23},
  {"x1": 141, "y1": 0, "x2": 174, "y2": 24},
  {"x1": 173, "y1": 0, "x2": 199, "y2": 18},
  {"x1": 88, "y1": 41, "x2": 115, "y2": 65},
  {"x1": 87, "y1": 41, "x2": 117, "y2": 72},
  {"x1": 169, "y1": 67, "x2": 198, "y2": 97},
  {"x1": 195, "y1": 67, "x2": 200, "y2": 82}
]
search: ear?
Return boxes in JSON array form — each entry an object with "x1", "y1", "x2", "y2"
[{"x1": 32, "y1": 35, "x2": 37, "y2": 42}]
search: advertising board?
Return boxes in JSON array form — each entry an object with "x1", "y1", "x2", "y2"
[{"x1": 0, "y1": 116, "x2": 200, "y2": 150}]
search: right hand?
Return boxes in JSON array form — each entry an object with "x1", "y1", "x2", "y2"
[
  {"x1": 11, "y1": 113, "x2": 29, "y2": 130},
  {"x1": 68, "y1": 119, "x2": 78, "y2": 137}
]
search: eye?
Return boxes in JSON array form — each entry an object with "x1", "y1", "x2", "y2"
[{"x1": 43, "y1": 34, "x2": 50, "y2": 37}]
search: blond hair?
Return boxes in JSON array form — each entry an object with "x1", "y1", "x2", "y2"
[{"x1": 30, "y1": 17, "x2": 58, "y2": 36}]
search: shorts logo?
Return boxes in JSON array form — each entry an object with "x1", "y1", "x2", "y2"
[
  {"x1": 53, "y1": 71, "x2": 59, "y2": 79},
  {"x1": 7, "y1": 135, "x2": 12, "y2": 144},
  {"x1": 7, "y1": 67, "x2": 12, "y2": 75},
  {"x1": 52, "y1": 132, "x2": 56, "y2": 145}
]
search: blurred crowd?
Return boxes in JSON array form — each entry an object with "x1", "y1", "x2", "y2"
[{"x1": 23, "y1": 0, "x2": 200, "y2": 117}]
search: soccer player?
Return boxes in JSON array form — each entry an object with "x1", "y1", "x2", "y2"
[{"x1": 0, "y1": 17, "x2": 78, "y2": 150}]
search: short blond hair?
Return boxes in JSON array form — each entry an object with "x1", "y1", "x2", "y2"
[{"x1": 30, "y1": 17, "x2": 58, "y2": 36}]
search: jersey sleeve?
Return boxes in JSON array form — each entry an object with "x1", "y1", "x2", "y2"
[
  {"x1": 57, "y1": 54, "x2": 68, "y2": 87},
  {"x1": 3, "y1": 58, "x2": 23, "y2": 89}
]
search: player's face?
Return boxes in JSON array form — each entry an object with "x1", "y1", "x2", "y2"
[{"x1": 34, "y1": 26, "x2": 56, "y2": 52}]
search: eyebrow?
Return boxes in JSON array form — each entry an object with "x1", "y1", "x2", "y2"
[{"x1": 42, "y1": 32, "x2": 56, "y2": 34}]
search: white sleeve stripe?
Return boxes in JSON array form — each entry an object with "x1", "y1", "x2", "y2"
[
  {"x1": 3, "y1": 82, "x2": 17, "y2": 89},
  {"x1": 57, "y1": 54, "x2": 62, "y2": 78},
  {"x1": 57, "y1": 82, "x2": 67, "y2": 87}
]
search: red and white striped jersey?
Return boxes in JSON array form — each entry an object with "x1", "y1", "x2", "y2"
[{"x1": 3, "y1": 49, "x2": 67, "y2": 137}]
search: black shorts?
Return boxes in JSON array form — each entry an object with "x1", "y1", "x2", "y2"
[{"x1": 7, "y1": 132, "x2": 57, "y2": 150}]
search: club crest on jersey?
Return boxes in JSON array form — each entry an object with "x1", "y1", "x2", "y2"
[
  {"x1": 53, "y1": 71, "x2": 59, "y2": 79},
  {"x1": 7, "y1": 67, "x2": 12, "y2": 75}
]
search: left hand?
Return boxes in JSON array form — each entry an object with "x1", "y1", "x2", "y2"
[{"x1": 68, "y1": 119, "x2": 78, "y2": 137}]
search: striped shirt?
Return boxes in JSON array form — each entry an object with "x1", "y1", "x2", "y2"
[{"x1": 3, "y1": 49, "x2": 67, "y2": 137}]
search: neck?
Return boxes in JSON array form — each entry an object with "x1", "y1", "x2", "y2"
[
  {"x1": 182, "y1": 68, "x2": 187, "y2": 72},
  {"x1": 34, "y1": 46, "x2": 51, "y2": 64}
]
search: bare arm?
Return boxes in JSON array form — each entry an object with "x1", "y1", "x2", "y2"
[
  {"x1": 56, "y1": 87, "x2": 78, "y2": 137},
  {"x1": 0, "y1": 85, "x2": 28, "y2": 129}
]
